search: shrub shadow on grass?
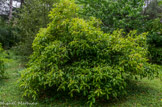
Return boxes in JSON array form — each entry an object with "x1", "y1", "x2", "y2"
[
  {"x1": 95, "y1": 79, "x2": 162, "y2": 107},
  {"x1": 35, "y1": 86, "x2": 89, "y2": 107}
]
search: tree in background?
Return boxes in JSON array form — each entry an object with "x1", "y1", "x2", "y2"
[
  {"x1": 12, "y1": 0, "x2": 58, "y2": 61},
  {"x1": 9, "y1": 0, "x2": 13, "y2": 22},
  {"x1": 0, "y1": 16, "x2": 19, "y2": 49},
  {"x1": 77, "y1": 0, "x2": 146, "y2": 33},
  {"x1": 20, "y1": 0, "x2": 24, "y2": 7},
  {"x1": 144, "y1": 0, "x2": 162, "y2": 64},
  {"x1": 0, "y1": 0, "x2": 21, "y2": 17},
  {"x1": 144, "y1": 0, "x2": 162, "y2": 19},
  {"x1": 0, "y1": 0, "x2": 21, "y2": 49}
]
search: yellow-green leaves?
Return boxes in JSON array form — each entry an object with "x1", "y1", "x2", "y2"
[
  {"x1": 0, "y1": 43, "x2": 6, "y2": 79},
  {"x1": 49, "y1": 0, "x2": 78, "y2": 20}
]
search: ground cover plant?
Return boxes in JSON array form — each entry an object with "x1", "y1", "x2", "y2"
[
  {"x1": 0, "y1": 43, "x2": 6, "y2": 79},
  {"x1": 18, "y1": 0, "x2": 160, "y2": 106}
]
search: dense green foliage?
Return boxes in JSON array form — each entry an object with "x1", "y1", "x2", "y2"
[
  {"x1": 12, "y1": 0, "x2": 58, "y2": 58},
  {"x1": 146, "y1": 18, "x2": 162, "y2": 64},
  {"x1": 77, "y1": 0, "x2": 162, "y2": 64},
  {"x1": 19, "y1": 0, "x2": 159, "y2": 106},
  {"x1": 0, "y1": 17, "x2": 18, "y2": 49},
  {"x1": 0, "y1": 43, "x2": 6, "y2": 78},
  {"x1": 143, "y1": 0, "x2": 162, "y2": 64},
  {"x1": 77, "y1": 0, "x2": 145, "y2": 33}
]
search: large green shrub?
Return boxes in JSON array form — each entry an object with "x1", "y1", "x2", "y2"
[{"x1": 19, "y1": 0, "x2": 159, "y2": 106}]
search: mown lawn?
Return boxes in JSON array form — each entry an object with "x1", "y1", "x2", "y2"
[{"x1": 0, "y1": 52, "x2": 161, "y2": 107}]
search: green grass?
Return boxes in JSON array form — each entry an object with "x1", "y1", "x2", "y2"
[
  {"x1": 97, "y1": 78, "x2": 162, "y2": 107},
  {"x1": 0, "y1": 52, "x2": 28, "y2": 107},
  {"x1": 0, "y1": 51, "x2": 162, "y2": 107}
]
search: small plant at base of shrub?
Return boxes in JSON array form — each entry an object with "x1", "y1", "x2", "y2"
[
  {"x1": 18, "y1": 0, "x2": 159, "y2": 106},
  {"x1": 0, "y1": 43, "x2": 7, "y2": 79}
]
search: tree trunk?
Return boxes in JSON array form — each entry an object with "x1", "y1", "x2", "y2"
[
  {"x1": 21, "y1": 0, "x2": 24, "y2": 8},
  {"x1": 9, "y1": 0, "x2": 13, "y2": 22}
]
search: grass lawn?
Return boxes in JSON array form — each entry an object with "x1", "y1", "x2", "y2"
[{"x1": 0, "y1": 52, "x2": 162, "y2": 107}]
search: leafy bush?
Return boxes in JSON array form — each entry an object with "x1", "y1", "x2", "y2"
[
  {"x1": 19, "y1": 0, "x2": 159, "y2": 106},
  {"x1": 0, "y1": 43, "x2": 6, "y2": 79}
]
